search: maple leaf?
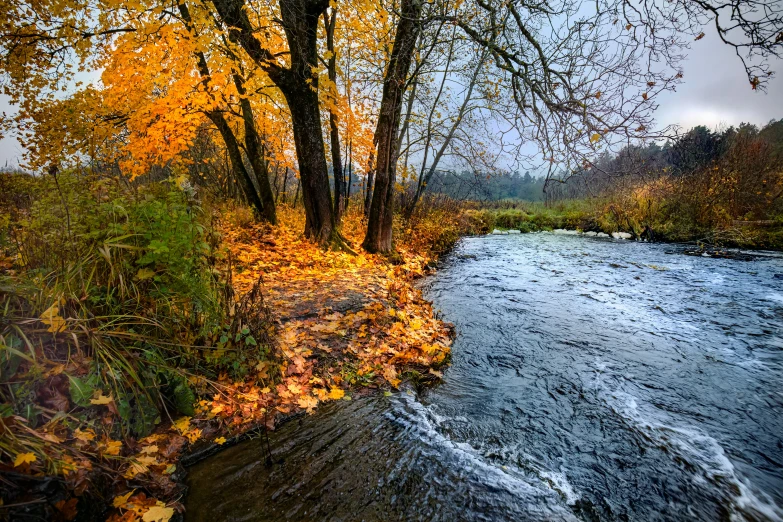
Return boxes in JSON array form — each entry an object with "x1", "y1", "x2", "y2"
[
  {"x1": 73, "y1": 428, "x2": 96, "y2": 442},
  {"x1": 136, "y1": 455, "x2": 157, "y2": 466},
  {"x1": 101, "y1": 440, "x2": 123, "y2": 456},
  {"x1": 590, "y1": 133, "x2": 601, "y2": 144},
  {"x1": 40, "y1": 301, "x2": 66, "y2": 333},
  {"x1": 54, "y1": 498, "x2": 79, "y2": 521},
  {"x1": 383, "y1": 366, "x2": 401, "y2": 388},
  {"x1": 113, "y1": 490, "x2": 136, "y2": 509},
  {"x1": 298, "y1": 395, "x2": 319, "y2": 412},
  {"x1": 124, "y1": 461, "x2": 149, "y2": 479},
  {"x1": 215, "y1": 436, "x2": 227, "y2": 445},
  {"x1": 173, "y1": 417, "x2": 191, "y2": 433},
  {"x1": 142, "y1": 504, "x2": 175, "y2": 522},
  {"x1": 14, "y1": 452, "x2": 37, "y2": 467},
  {"x1": 90, "y1": 392, "x2": 114, "y2": 405},
  {"x1": 328, "y1": 388, "x2": 345, "y2": 400}
]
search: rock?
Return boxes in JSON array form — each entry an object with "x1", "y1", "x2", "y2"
[
  {"x1": 584, "y1": 231, "x2": 597, "y2": 237},
  {"x1": 507, "y1": 229, "x2": 521, "y2": 234},
  {"x1": 491, "y1": 229, "x2": 508, "y2": 235},
  {"x1": 774, "y1": 274, "x2": 783, "y2": 279},
  {"x1": 595, "y1": 232, "x2": 610, "y2": 238},
  {"x1": 553, "y1": 229, "x2": 581, "y2": 235},
  {"x1": 611, "y1": 232, "x2": 633, "y2": 240}
]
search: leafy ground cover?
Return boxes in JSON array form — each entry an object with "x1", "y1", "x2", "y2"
[{"x1": 0, "y1": 173, "x2": 460, "y2": 521}]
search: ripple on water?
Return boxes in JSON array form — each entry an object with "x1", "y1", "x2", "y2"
[{"x1": 186, "y1": 234, "x2": 783, "y2": 521}]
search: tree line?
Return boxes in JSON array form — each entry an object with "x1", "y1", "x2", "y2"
[{"x1": 1, "y1": 0, "x2": 781, "y2": 253}]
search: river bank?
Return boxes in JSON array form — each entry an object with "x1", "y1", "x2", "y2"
[
  {"x1": 186, "y1": 231, "x2": 783, "y2": 522},
  {"x1": 464, "y1": 200, "x2": 783, "y2": 251},
  {"x1": 0, "y1": 173, "x2": 466, "y2": 521}
]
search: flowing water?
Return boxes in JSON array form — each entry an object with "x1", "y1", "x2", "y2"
[{"x1": 185, "y1": 233, "x2": 783, "y2": 521}]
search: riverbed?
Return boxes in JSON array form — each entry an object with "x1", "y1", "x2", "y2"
[{"x1": 185, "y1": 233, "x2": 783, "y2": 521}]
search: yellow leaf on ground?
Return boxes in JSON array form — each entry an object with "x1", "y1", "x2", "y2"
[
  {"x1": 102, "y1": 440, "x2": 123, "y2": 456},
  {"x1": 14, "y1": 452, "x2": 36, "y2": 467},
  {"x1": 298, "y1": 395, "x2": 319, "y2": 412},
  {"x1": 383, "y1": 366, "x2": 401, "y2": 388},
  {"x1": 328, "y1": 388, "x2": 345, "y2": 400},
  {"x1": 40, "y1": 302, "x2": 66, "y2": 333},
  {"x1": 136, "y1": 455, "x2": 157, "y2": 466},
  {"x1": 142, "y1": 504, "x2": 174, "y2": 522},
  {"x1": 113, "y1": 490, "x2": 135, "y2": 508},
  {"x1": 184, "y1": 428, "x2": 202, "y2": 443},
  {"x1": 173, "y1": 417, "x2": 191, "y2": 433},
  {"x1": 73, "y1": 428, "x2": 95, "y2": 442},
  {"x1": 90, "y1": 392, "x2": 113, "y2": 405},
  {"x1": 214, "y1": 437, "x2": 226, "y2": 445},
  {"x1": 124, "y1": 461, "x2": 149, "y2": 479}
]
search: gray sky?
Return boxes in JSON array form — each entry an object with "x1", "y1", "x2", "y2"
[{"x1": 1, "y1": 25, "x2": 781, "y2": 169}]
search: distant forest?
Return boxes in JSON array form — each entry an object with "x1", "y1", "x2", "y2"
[
  {"x1": 419, "y1": 119, "x2": 783, "y2": 204},
  {"x1": 547, "y1": 119, "x2": 783, "y2": 202}
]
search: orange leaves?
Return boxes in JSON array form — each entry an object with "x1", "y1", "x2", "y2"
[
  {"x1": 108, "y1": 491, "x2": 175, "y2": 522},
  {"x1": 217, "y1": 204, "x2": 453, "y2": 424},
  {"x1": 13, "y1": 452, "x2": 37, "y2": 467}
]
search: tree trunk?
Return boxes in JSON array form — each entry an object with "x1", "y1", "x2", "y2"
[
  {"x1": 346, "y1": 140, "x2": 352, "y2": 207},
  {"x1": 206, "y1": 112, "x2": 266, "y2": 216},
  {"x1": 233, "y1": 74, "x2": 277, "y2": 224},
  {"x1": 324, "y1": 9, "x2": 345, "y2": 223},
  {"x1": 211, "y1": 0, "x2": 335, "y2": 243},
  {"x1": 363, "y1": 0, "x2": 423, "y2": 253},
  {"x1": 364, "y1": 149, "x2": 375, "y2": 217},
  {"x1": 178, "y1": 1, "x2": 270, "y2": 220},
  {"x1": 281, "y1": 167, "x2": 289, "y2": 203},
  {"x1": 273, "y1": 163, "x2": 280, "y2": 203}
]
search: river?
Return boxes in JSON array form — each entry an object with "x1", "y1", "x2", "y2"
[{"x1": 185, "y1": 233, "x2": 783, "y2": 521}]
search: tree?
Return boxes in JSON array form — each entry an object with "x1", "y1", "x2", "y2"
[
  {"x1": 363, "y1": 0, "x2": 425, "y2": 253},
  {"x1": 2, "y1": 0, "x2": 782, "y2": 253}
]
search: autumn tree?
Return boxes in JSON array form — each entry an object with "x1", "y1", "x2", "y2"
[
  {"x1": 361, "y1": 0, "x2": 783, "y2": 253},
  {"x1": 363, "y1": 0, "x2": 425, "y2": 253}
]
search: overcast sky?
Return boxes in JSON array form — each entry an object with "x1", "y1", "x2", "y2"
[{"x1": 1, "y1": 24, "x2": 781, "y2": 169}]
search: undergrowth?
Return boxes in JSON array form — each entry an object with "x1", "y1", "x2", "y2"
[{"x1": 0, "y1": 171, "x2": 275, "y2": 518}]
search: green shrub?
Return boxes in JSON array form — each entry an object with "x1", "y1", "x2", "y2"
[{"x1": 0, "y1": 172, "x2": 275, "y2": 445}]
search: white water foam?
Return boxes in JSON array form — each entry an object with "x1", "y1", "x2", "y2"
[
  {"x1": 389, "y1": 393, "x2": 580, "y2": 520},
  {"x1": 766, "y1": 293, "x2": 783, "y2": 305},
  {"x1": 605, "y1": 388, "x2": 783, "y2": 522},
  {"x1": 540, "y1": 471, "x2": 581, "y2": 505}
]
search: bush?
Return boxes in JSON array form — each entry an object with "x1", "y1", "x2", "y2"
[{"x1": 0, "y1": 171, "x2": 275, "y2": 472}]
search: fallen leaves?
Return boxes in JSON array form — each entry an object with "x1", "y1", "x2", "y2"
[
  {"x1": 90, "y1": 391, "x2": 114, "y2": 405},
  {"x1": 7, "y1": 204, "x2": 455, "y2": 519},
  {"x1": 142, "y1": 505, "x2": 175, "y2": 522},
  {"x1": 14, "y1": 452, "x2": 37, "y2": 467},
  {"x1": 108, "y1": 492, "x2": 175, "y2": 522},
  {"x1": 204, "y1": 205, "x2": 452, "y2": 429},
  {"x1": 39, "y1": 298, "x2": 66, "y2": 333}
]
